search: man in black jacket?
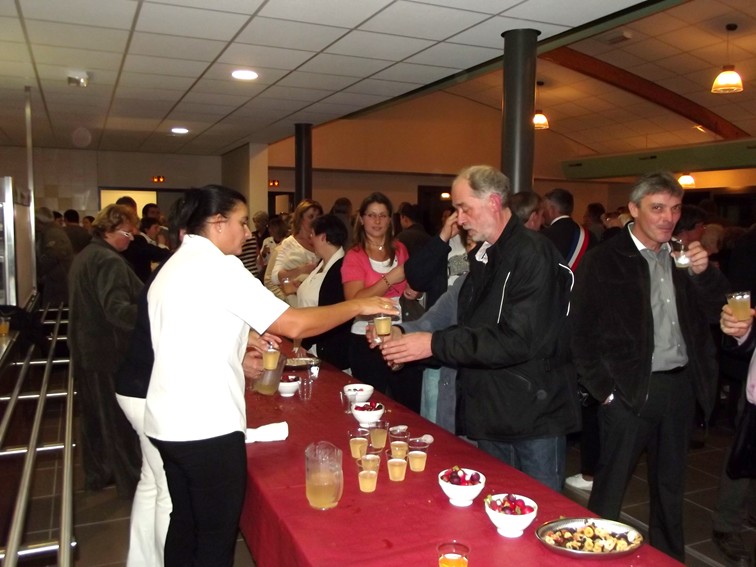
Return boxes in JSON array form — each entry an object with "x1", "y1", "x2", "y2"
[
  {"x1": 571, "y1": 172, "x2": 728, "y2": 561},
  {"x1": 542, "y1": 187, "x2": 595, "y2": 270},
  {"x1": 381, "y1": 165, "x2": 579, "y2": 492}
]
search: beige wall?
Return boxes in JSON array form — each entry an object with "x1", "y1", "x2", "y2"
[
  {"x1": 0, "y1": 147, "x2": 221, "y2": 217},
  {"x1": 268, "y1": 89, "x2": 632, "y2": 217}
]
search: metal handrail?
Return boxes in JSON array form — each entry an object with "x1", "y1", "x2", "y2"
[
  {"x1": 0, "y1": 345, "x2": 34, "y2": 447},
  {"x1": 59, "y1": 355, "x2": 75, "y2": 565},
  {"x1": 3, "y1": 310, "x2": 62, "y2": 566}
]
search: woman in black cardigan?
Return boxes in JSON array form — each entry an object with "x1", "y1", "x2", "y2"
[{"x1": 296, "y1": 214, "x2": 351, "y2": 369}]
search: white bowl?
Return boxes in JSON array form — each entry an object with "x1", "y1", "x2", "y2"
[
  {"x1": 437, "y1": 468, "x2": 486, "y2": 507},
  {"x1": 350, "y1": 402, "x2": 385, "y2": 427},
  {"x1": 484, "y1": 493, "x2": 538, "y2": 537},
  {"x1": 277, "y1": 376, "x2": 300, "y2": 397},
  {"x1": 343, "y1": 383, "x2": 374, "y2": 403}
]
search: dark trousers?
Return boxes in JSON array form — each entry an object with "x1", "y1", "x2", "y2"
[
  {"x1": 151, "y1": 431, "x2": 246, "y2": 567},
  {"x1": 712, "y1": 382, "x2": 756, "y2": 533},
  {"x1": 579, "y1": 403, "x2": 600, "y2": 476},
  {"x1": 588, "y1": 371, "x2": 694, "y2": 562},
  {"x1": 349, "y1": 333, "x2": 422, "y2": 413},
  {"x1": 76, "y1": 366, "x2": 140, "y2": 497}
]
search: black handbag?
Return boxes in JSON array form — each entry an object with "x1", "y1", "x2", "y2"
[{"x1": 726, "y1": 401, "x2": 756, "y2": 479}]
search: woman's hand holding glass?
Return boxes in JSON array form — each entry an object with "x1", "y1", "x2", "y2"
[{"x1": 354, "y1": 296, "x2": 399, "y2": 318}]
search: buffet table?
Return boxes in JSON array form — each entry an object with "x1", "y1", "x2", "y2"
[{"x1": 241, "y1": 362, "x2": 682, "y2": 566}]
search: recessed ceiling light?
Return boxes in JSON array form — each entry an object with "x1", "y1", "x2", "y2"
[
  {"x1": 171, "y1": 127, "x2": 189, "y2": 135},
  {"x1": 232, "y1": 69, "x2": 258, "y2": 81}
]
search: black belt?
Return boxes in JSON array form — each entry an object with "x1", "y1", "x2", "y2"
[{"x1": 653, "y1": 365, "x2": 687, "y2": 375}]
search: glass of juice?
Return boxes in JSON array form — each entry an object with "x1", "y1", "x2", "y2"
[
  {"x1": 727, "y1": 291, "x2": 752, "y2": 321},
  {"x1": 373, "y1": 315, "x2": 393, "y2": 343},
  {"x1": 437, "y1": 541, "x2": 469, "y2": 567},
  {"x1": 358, "y1": 470, "x2": 377, "y2": 493},
  {"x1": 368, "y1": 420, "x2": 389, "y2": 450},
  {"x1": 386, "y1": 452, "x2": 407, "y2": 482},
  {"x1": 348, "y1": 428, "x2": 369, "y2": 459},
  {"x1": 357, "y1": 453, "x2": 380, "y2": 472},
  {"x1": 262, "y1": 345, "x2": 280, "y2": 370},
  {"x1": 408, "y1": 437, "x2": 429, "y2": 472},
  {"x1": 390, "y1": 440, "x2": 409, "y2": 459}
]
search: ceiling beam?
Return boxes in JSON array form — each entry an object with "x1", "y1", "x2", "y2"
[{"x1": 541, "y1": 47, "x2": 750, "y2": 140}]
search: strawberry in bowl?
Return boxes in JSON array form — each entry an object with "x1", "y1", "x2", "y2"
[
  {"x1": 437, "y1": 466, "x2": 486, "y2": 507},
  {"x1": 350, "y1": 401, "x2": 385, "y2": 426},
  {"x1": 484, "y1": 493, "x2": 538, "y2": 537}
]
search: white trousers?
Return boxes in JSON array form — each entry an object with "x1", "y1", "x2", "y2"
[{"x1": 116, "y1": 394, "x2": 171, "y2": 567}]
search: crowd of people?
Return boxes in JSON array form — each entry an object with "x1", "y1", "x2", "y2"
[{"x1": 52, "y1": 166, "x2": 755, "y2": 566}]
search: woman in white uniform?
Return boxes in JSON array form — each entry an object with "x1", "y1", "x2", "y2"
[{"x1": 144, "y1": 185, "x2": 394, "y2": 567}]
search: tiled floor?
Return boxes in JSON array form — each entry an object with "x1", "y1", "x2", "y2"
[{"x1": 2, "y1": 364, "x2": 751, "y2": 566}]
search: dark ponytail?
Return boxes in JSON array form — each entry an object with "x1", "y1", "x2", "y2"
[{"x1": 177, "y1": 185, "x2": 247, "y2": 236}]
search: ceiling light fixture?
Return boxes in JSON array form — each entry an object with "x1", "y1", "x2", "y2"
[
  {"x1": 232, "y1": 69, "x2": 259, "y2": 81},
  {"x1": 171, "y1": 127, "x2": 189, "y2": 135},
  {"x1": 711, "y1": 24, "x2": 743, "y2": 94},
  {"x1": 67, "y1": 71, "x2": 89, "y2": 87},
  {"x1": 678, "y1": 173, "x2": 695, "y2": 188},
  {"x1": 533, "y1": 80, "x2": 549, "y2": 130}
]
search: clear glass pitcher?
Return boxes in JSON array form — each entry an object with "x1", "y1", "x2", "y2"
[{"x1": 304, "y1": 441, "x2": 343, "y2": 510}]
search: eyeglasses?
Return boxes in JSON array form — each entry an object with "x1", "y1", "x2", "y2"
[
  {"x1": 117, "y1": 230, "x2": 134, "y2": 240},
  {"x1": 364, "y1": 213, "x2": 389, "y2": 220}
]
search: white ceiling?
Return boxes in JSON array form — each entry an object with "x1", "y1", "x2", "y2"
[
  {"x1": 0, "y1": 0, "x2": 752, "y2": 158},
  {"x1": 445, "y1": 0, "x2": 756, "y2": 156}
]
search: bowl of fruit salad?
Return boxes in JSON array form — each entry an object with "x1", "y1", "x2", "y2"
[
  {"x1": 437, "y1": 466, "x2": 486, "y2": 507},
  {"x1": 484, "y1": 493, "x2": 537, "y2": 537},
  {"x1": 343, "y1": 383, "x2": 374, "y2": 403},
  {"x1": 351, "y1": 401, "x2": 385, "y2": 427}
]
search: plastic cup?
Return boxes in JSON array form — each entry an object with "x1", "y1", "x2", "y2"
[
  {"x1": 389, "y1": 425, "x2": 410, "y2": 443},
  {"x1": 298, "y1": 376, "x2": 313, "y2": 401},
  {"x1": 373, "y1": 315, "x2": 392, "y2": 341},
  {"x1": 358, "y1": 470, "x2": 377, "y2": 493},
  {"x1": 348, "y1": 427, "x2": 369, "y2": 459},
  {"x1": 669, "y1": 238, "x2": 690, "y2": 269},
  {"x1": 408, "y1": 437, "x2": 429, "y2": 472},
  {"x1": 262, "y1": 347, "x2": 280, "y2": 370},
  {"x1": 357, "y1": 453, "x2": 380, "y2": 472},
  {"x1": 387, "y1": 454, "x2": 407, "y2": 482},
  {"x1": 390, "y1": 440, "x2": 409, "y2": 459},
  {"x1": 368, "y1": 420, "x2": 389, "y2": 450},
  {"x1": 438, "y1": 541, "x2": 469, "y2": 567},
  {"x1": 727, "y1": 291, "x2": 752, "y2": 321}
]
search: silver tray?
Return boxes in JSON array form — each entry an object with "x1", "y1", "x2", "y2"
[
  {"x1": 535, "y1": 517, "x2": 644, "y2": 559},
  {"x1": 285, "y1": 357, "x2": 319, "y2": 369}
]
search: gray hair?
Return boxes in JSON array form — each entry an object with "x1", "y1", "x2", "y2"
[
  {"x1": 455, "y1": 165, "x2": 511, "y2": 208},
  {"x1": 509, "y1": 192, "x2": 542, "y2": 224},
  {"x1": 629, "y1": 172, "x2": 683, "y2": 205}
]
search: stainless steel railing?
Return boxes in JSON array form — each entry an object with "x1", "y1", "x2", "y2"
[{"x1": 0, "y1": 303, "x2": 76, "y2": 565}]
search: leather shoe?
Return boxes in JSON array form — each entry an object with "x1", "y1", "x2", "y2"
[{"x1": 712, "y1": 530, "x2": 749, "y2": 564}]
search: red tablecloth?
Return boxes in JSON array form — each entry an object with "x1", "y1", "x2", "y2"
[{"x1": 241, "y1": 364, "x2": 681, "y2": 567}]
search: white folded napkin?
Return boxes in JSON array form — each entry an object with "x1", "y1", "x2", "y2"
[{"x1": 245, "y1": 422, "x2": 289, "y2": 444}]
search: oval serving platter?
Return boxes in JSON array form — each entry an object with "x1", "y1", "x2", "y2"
[{"x1": 535, "y1": 517, "x2": 644, "y2": 559}]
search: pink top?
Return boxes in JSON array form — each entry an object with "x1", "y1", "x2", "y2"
[{"x1": 341, "y1": 242, "x2": 408, "y2": 298}]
